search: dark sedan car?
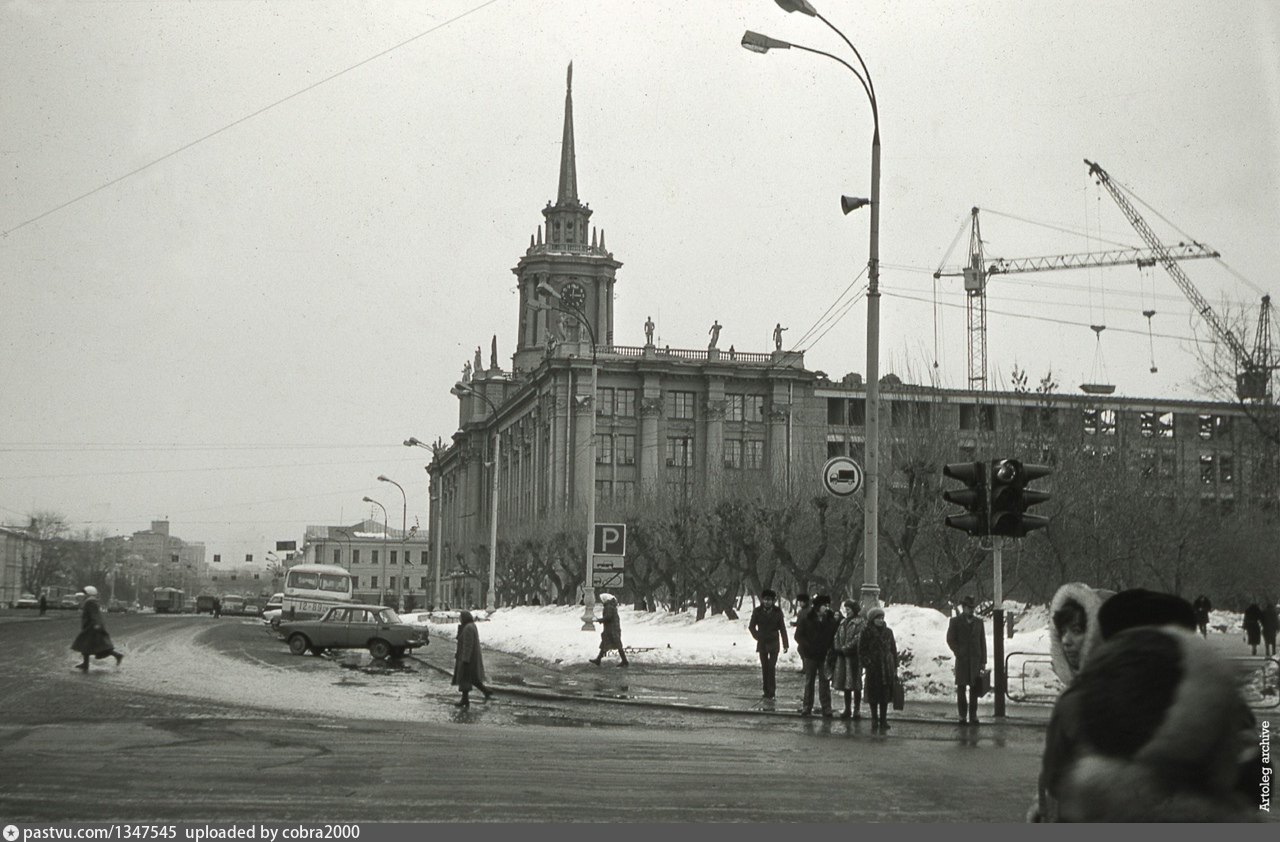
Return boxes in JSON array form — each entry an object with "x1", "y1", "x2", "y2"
[{"x1": 278, "y1": 604, "x2": 427, "y2": 660}]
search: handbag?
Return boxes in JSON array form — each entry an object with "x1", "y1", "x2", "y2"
[
  {"x1": 891, "y1": 676, "x2": 905, "y2": 711},
  {"x1": 975, "y1": 668, "x2": 991, "y2": 698}
]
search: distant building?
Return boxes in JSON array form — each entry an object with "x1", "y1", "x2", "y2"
[
  {"x1": 426, "y1": 67, "x2": 1279, "y2": 606},
  {"x1": 299, "y1": 520, "x2": 432, "y2": 610},
  {"x1": 0, "y1": 525, "x2": 40, "y2": 606}
]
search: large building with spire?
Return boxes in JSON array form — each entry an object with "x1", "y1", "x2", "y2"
[{"x1": 426, "y1": 66, "x2": 1277, "y2": 609}]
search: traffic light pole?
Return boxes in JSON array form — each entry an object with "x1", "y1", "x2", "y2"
[{"x1": 992, "y1": 536, "x2": 1006, "y2": 718}]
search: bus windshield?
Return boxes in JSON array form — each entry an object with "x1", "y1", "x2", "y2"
[{"x1": 282, "y1": 565, "x2": 354, "y2": 620}]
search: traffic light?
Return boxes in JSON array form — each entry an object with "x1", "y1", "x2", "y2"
[
  {"x1": 988, "y1": 459, "x2": 1052, "y2": 537},
  {"x1": 942, "y1": 461, "x2": 988, "y2": 536}
]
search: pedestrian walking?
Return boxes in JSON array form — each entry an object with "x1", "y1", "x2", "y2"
[
  {"x1": 1260, "y1": 597, "x2": 1278, "y2": 657},
  {"x1": 71, "y1": 586, "x2": 123, "y2": 671},
  {"x1": 947, "y1": 595, "x2": 988, "y2": 725},
  {"x1": 1242, "y1": 603, "x2": 1262, "y2": 655},
  {"x1": 38, "y1": 592, "x2": 47, "y2": 616},
  {"x1": 1192, "y1": 594, "x2": 1212, "y2": 638},
  {"x1": 213, "y1": 597, "x2": 222, "y2": 619},
  {"x1": 747, "y1": 589, "x2": 789, "y2": 700},
  {"x1": 589, "y1": 593, "x2": 628, "y2": 666},
  {"x1": 858, "y1": 606, "x2": 897, "y2": 730},
  {"x1": 830, "y1": 600, "x2": 865, "y2": 720},
  {"x1": 794, "y1": 594, "x2": 837, "y2": 717},
  {"x1": 451, "y1": 610, "x2": 492, "y2": 707}
]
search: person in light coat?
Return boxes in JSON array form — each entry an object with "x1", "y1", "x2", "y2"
[
  {"x1": 451, "y1": 610, "x2": 492, "y2": 707},
  {"x1": 830, "y1": 600, "x2": 864, "y2": 719},
  {"x1": 71, "y1": 586, "x2": 123, "y2": 671},
  {"x1": 946, "y1": 595, "x2": 988, "y2": 725}
]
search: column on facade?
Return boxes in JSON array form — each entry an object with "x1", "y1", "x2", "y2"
[
  {"x1": 572, "y1": 364, "x2": 594, "y2": 510},
  {"x1": 704, "y1": 376, "x2": 726, "y2": 496},
  {"x1": 639, "y1": 375, "x2": 663, "y2": 494},
  {"x1": 595, "y1": 278, "x2": 608, "y2": 349},
  {"x1": 767, "y1": 398, "x2": 790, "y2": 489}
]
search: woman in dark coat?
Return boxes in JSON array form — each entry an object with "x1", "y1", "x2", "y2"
[
  {"x1": 1260, "y1": 599, "x2": 1278, "y2": 657},
  {"x1": 589, "y1": 593, "x2": 628, "y2": 666},
  {"x1": 451, "y1": 611, "x2": 491, "y2": 707},
  {"x1": 858, "y1": 606, "x2": 897, "y2": 730},
  {"x1": 71, "y1": 586, "x2": 123, "y2": 671},
  {"x1": 830, "y1": 600, "x2": 864, "y2": 719},
  {"x1": 1242, "y1": 603, "x2": 1262, "y2": 655}
]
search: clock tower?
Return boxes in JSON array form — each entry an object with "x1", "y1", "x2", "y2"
[{"x1": 512, "y1": 63, "x2": 622, "y2": 374}]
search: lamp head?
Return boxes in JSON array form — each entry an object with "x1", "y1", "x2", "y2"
[
  {"x1": 452, "y1": 381, "x2": 471, "y2": 396},
  {"x1": 377, "y1": 475, "x2": 389, "y2": 483},
  {"x1": 841, "y1": 195, "x2": 871, "y2": 215},
  {"x1": 742, "y1": 31, "x2": 791, "y2": 53},
  {"x1": 535, "y1": 280, "x2": 561, "y2": 300},
  {"x1": 361, "y1": 496, "x2": 374, "y2": 503},
  {"x1": 775, "y1": 0, "x2": 818, "y2": 14},
  {"x1": 404, "y1": 437, "x2": 421, "y2": 447}
]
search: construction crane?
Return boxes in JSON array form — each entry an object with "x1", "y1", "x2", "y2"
[
  {"x1": 933, "y1": 206, "x2": 1219, "y2": 391},
  {"x1": 1085, "y1": 159, "x2": 1276, "y2": 402}
]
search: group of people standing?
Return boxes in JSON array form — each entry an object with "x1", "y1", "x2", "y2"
[
  {"x1": 1242, "y1": 598, "x2": 1279, "y2": 657},
  {"x1": 748, "y1": 590, "x2": 899, "y2": 729}
]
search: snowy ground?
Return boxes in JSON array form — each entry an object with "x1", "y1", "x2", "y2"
[{"x1": 410, "y1": 602, "x2": 1260, "y2": 703}]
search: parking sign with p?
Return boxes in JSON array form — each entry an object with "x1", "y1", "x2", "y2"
[{"x1": 594, "y1": 523, "x2": 627, "y2": 556}]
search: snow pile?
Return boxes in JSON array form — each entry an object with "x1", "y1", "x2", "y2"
[{"x1": 407, "y1": 603, "x2": 1069, "y2": 701}]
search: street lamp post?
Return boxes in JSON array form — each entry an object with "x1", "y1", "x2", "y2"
[
  {"x1": 362, "y1": 496, "x2": 389, "y2": 607},
  {"x1": 405, "y1": 436, "x2": 444, "y2": 610},
  {"x1": 743, "y1": 0, "x2": 882, "y2": 608},
  {"x1": 532, "y1": 282, "x2": 598, "y2": 631},
  {"x1": 377, "y1": 475, "x2": 408, "y2": 611},
  {"x1": 449, "y1": 386, "x2": 501, "y2": 612}
]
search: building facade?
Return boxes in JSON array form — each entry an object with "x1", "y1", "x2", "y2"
[
  {"x1": 299, "y1": 520, "x2": 433, "y2": 610},
  {"x1": 426, "y1": 68, "x2": 1279, "y2": 605},
  {"x1": 0, "y1": 525, "x2": 40, "y2": 606}
]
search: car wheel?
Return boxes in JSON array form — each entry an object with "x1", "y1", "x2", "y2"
[
  {"x1": 288, "y1": 634, "x2": 310, "y2": 656},
  {"x1": 368, "y1": 639, "x2": 392, "y2": 660}
]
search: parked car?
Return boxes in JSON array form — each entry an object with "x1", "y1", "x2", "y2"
[
  {"x1": 59, "y1": 593, "x2": 85, "y2": 610},
  {"x1": 15, "y1": 593, "x2": 39, "y2": 609},
  {"x1": 243, "y1": 600, "x2": 260, "y2": 616},
  {"x1": 278, "y1": 604, "x2": 427, "y2": 660},
  {"x1": 264, "y1": 593, "x2": 283, "y2": 613}
]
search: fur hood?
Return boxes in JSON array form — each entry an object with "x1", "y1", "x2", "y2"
[
  {"x1": 1048, "y1": 582, "x2": 1112, "y2": 684},
  {"x1": 1057, "y1": 628, "x2": 1264, "y2": 822}
]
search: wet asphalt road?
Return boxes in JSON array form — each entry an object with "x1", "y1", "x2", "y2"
[{"x1": 0, "y1": 612, "x2": 1046, "y2": 822}]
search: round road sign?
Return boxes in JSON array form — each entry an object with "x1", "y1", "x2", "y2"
[{"x1": 822, "y1": 456, "x2": 864, "y2": 497}]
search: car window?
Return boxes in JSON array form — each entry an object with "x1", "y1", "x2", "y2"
[
  {"x1": 375, "y1": 609, "x2": 399, "y2": 624},
  {"x1": 325, "y1": 608, "x2": 349, "y2": 623}
]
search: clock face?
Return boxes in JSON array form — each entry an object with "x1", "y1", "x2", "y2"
[{"x1": 563, "y1": 282, "x2": 586, "y2": 311}]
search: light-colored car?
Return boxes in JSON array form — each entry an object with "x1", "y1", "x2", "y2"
[
  {"x1": 278, "y1": 604, "x2": 428, "y2": 660},
  {"x1": 264, "y1": 593, "x2": 283, "y2": 613},
  {"x1": 15, "y1": 593, "x2": 39, "y2": 609}
]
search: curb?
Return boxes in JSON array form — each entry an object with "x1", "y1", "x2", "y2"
[{"x1": 409, "y1": 654, "x2": 1051, "y2": 727}]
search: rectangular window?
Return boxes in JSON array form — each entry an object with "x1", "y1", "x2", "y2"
[
  {"x1": 670, "y1": 391, "x2": 696, "y2": 419},
  {"x1": 729, "y1": 394, "x2": 747, "y2": 422},
  {"x1": 1140, "y1": 412, "x2": 1157, "y2": 438},
  {"x1": 420, "y1": 577, "x2": 428, "y2": 590},
  {"x1": 352, "y1": 549, "x2": 360, "y2": 565},
  {"x1": 1220, "y1": 455, "x2": 1234, "y2": 484},
  {"x1": 1198, "y1": 415, "x2": 1214, "y2": 440},
  {"x1": 421, "y1": 551, "x2": 429, "y2": 566},
  {"x1": 351, "y1": 577, "x2": 359, "y2": 589},
  {"x1": 597, "y1": 386, "x2": 614, "y2": 416},
  {"x1": 725, "y1": 439, "x2": 743, "y2": 469},
  {"x1": 390, "y1": 551, "x2": 397, "y2": 565},
  {"x1": 595, "y1": 479, "x2": 611, "y2": 504},
  {"x1": 371, "y1": 575, "x2": 378, "y2": 588},
  {"x1": 1139, "y1": 450, "x2": 1156, "y2": 479},
  {"x1": 827, "y1": 398, "x2": 846, "y2": 425},
  {"x1": 332, "y1": 548, "x2": 341, "y2": 565},
  {"x1": 615, "y1": 480, "x2": 635, "y2": 503},
  {"x1": 616, "y1": 434, "x2": 636, "y2": 465},
  {"x1": 1098, "y1": 409, "x2": 1117, "y2": 436},
  {"x1": 827, "y1": 439, "x2": 848, "y2": 458},
  {"x1": 1083, "y1": 409, "x2": 1098, "y2": 436},
  {"x1": 1200, "y1": 454, "x2": 1215, "y2": 485},
  {"x1": 1158, "y1": 451, "x2": 1176, "y2": 479},
  {"x1": 961, "y1": 404, "x2": 997, "y2": 431},
  {"x1": 745, "y1": 440, "x2": 765, "y2": 470},
  {"x1": 616, "y1": 388, "x2": 637, "y2": 417},
  {"x1": 746, "y1": 395, "x2": 765, "y2": 421},
  {"x1": 596, "y1": 433, "x2": 613, "y2": 465},
  {"x1": 666, "y1": 436, "x2": 693, "y2": 467},
  {"x1": 372, "y1": 551, "x2": 379, "y2": 566},
  {"x1": 891, "y1": 402, "x2": 909, "y2": 426}
]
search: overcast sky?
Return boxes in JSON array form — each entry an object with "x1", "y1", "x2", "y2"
[{"x1": 3, "y1": 0, "x2": 1278, "y2": 562}]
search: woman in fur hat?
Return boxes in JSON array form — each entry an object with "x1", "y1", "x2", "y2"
[
  {"x1": 71, "y1": 586, "x2": 123, "y2": 671},
  {"x1": 451, "y1": 610, "x2": 491, "y2": 707},
  {"x1": 589, "y1": 593, "x2": 628, "y2": 666},
  {"x1": 830, "y1": 600, "x2": 865, "y2": 720},
  {"x1": 857, "y1": 606, "x2": 897, "y2": 730},
  {"x1": 1056, "y1": 627, "x2": 1264, "y2": 822}
]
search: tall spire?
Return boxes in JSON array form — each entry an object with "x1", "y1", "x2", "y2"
[{"x1": 556, "y1": 62, "x2": 578, "y2": 206}]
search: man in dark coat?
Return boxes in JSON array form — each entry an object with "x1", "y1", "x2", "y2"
[
  {"x1": 71, "y1": 586, "x2": 123, "y2": 671},
  {"x1": 1242, "y1": 603, "x2": 1262, "y2": 655},
  {"x1": 794, "y1": 594, "x2": 837, "y2": 717},
  {"x1": 38, "y1": 593, "x2": 47, "y2": 615},
  {"x1": 1260, "y1": 598, "x2": 1278, "y2": 657},
  {"x1": 451, "y1": 610, "x2": 491, "y2": 707},
  {"x1": 947, "y1": 595, "x2": 988, "y2": 725},
  {"x1": 791, "y1": 592, "x2": 811, "y2": 628},
  {"x1": 589, "y1": 593, "x2": 628, "y2": 666},
  {"x1": 1192, "y1": 595, "x2": 1211, "y2": 638},
  {"x1": 748, "y1": 589, "x2": 789, "y2": 701}
]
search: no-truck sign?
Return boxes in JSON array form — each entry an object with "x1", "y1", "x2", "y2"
[{"x1": 822, "y1": 456, "x2": 864, "y2": 498}]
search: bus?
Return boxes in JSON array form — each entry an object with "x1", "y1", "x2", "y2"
[
  {"x1": 220, "y1": 594, "x2": 246, "y2": 616},
  {"x1": 153, "y1": 587, "x2": 185, "y2": 614},
  {"x1": 281, "y1": 564, "x2": 355, "y2": 621}
]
